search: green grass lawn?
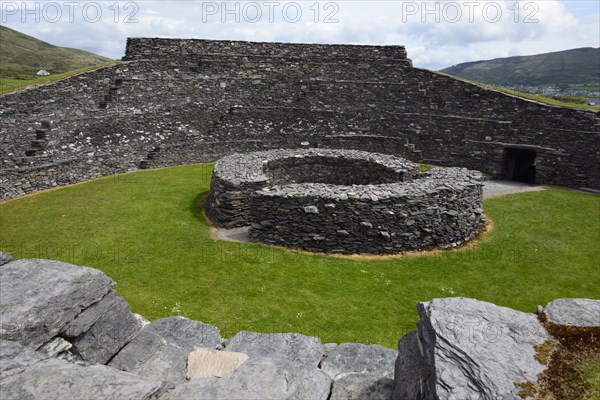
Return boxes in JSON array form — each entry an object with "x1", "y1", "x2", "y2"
[{"x1": 1, "y1": 164, "x2": 599, "y2": 348}]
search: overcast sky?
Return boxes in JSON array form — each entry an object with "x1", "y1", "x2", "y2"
[{"x1": 1, "y1": 0, "x2": 599, "y2": 69}]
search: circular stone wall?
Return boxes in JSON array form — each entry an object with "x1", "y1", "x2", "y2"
[{"x1": 206, "y1": 148, "x2": 486, "y2": 254}]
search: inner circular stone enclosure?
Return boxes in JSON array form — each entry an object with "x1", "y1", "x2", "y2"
[
  {"x1": 206, "y1": 149, "x2": 486, "y2": 255},
  {"x1": 265, "y1": 156, "x2": 405, "y2": 186}
]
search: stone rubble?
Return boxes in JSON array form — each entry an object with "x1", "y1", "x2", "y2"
[{"x1": 162, "y1": 357, "x2": 332, "y2": 400}]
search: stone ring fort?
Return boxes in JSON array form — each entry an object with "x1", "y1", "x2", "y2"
[{"x1": 207, "y1": 148, "x2": 486, "y2": 254}]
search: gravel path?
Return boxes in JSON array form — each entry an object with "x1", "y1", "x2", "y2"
[{"x1": 483, "y1": 180, "x2": 546, "y2": 199}]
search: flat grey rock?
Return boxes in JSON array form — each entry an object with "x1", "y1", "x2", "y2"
[
  {"x1": 163, "y1": 357, "x2": 331, "y2": 400},
  {"x1": 321, "y1": 342, "x2": 396, "y2": 399},
  {"x1": 71, "y1": 295, "x2": 142, "y2": 364},
  {"x1": 394, "y1": 297, "x2": 549, "y2": 400},
  {"x1": 61, "y1": 291, "x2": 120, "y2": 338},
  {"x1": 144, "y1": 316, "x2": 223, "y2": 353},
  {"x1": 320, "y1": 342, "x2": 397, "y2": 379},
  {"x1": 0, "y1": 340, "x2": 48, "y2": 379},
  {"x1": 133, "y1": 313, "x2": 151, "y2": 329},
  {"x1": 544, "y1": 298, "x2": 600, "y2": 327},
  {"x1": 109, "y1": 317, "x2": 223, "y2": 384},
  {"x1": 225, "y1": 330, "x2": 324, "y2": 367},
  {"x1": 0, "y1": 259, "x2": 114, "y2": 347},
  {"x1": 109, "y1": 328, "x2": 188, "y2": 384},
  {"x1": 0, "y1": 340, "x2": 162, "y2": 400},
  {"x1": 322, "y1": 342, "x2": 337, "y2": 359},
  {"x1": 330, "y1": 372, "x2": 394, "y2": 400},
  {"x1": 0, "y1": 252, "x2": 13, "y2": 266}
]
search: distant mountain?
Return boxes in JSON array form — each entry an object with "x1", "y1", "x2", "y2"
[
  {"x1": 0, "y1": 26, "x2": 112, "y2": 79},
  {"x1": 441, "y1": 48, "x2": 600, "y2": 87}
]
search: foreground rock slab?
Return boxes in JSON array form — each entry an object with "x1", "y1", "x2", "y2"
[
  {"x1": 330, "y1": 372, "x2": 395, "y2": 400},
  {"x1": 0, "y1": 259, "x2": 114, "y2": 348},
  {"x1": 70, "y1": 295, "x2": 143, "y2": 364},
  {"x1": 163, "y1": 357, "x2": 331, "y2": 400},
  {"x1": 0, "y1": 341, "x2": 162, "y2": 400},
  {"x1": 144, "y1": 316, "x2": 223, "y2": 353},
  {"x1": 225, "y1": 330, "x2": 324, "y2": 367},
  {"x1": 187, "y1": 348, "x2": 249, "y2": 379},
  {"x1": 544, "y1": 298, "x2": 600, "y2": 327},
  {"x1": 394, "y1": 297, "x2": 549, "y2": 400},
  {"x1": 321, "y1": 342, "x2": 397, "y2": 400},
  {"x1": 109, "y1": 316, "x2": 223, "y2": 384},
  {"x1": 321, "y1": 342, "x2": 397, "y2": 379}
]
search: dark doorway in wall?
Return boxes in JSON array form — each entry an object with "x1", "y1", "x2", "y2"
[{"x1": 504, "y1": 148, "x2": 537, "y2": 183}]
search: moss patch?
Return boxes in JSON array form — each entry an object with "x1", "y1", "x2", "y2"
[
  {"x1": 515, "y1": 380, "x2": 536, "y2": 399},
  {"x1": 535, "y1": 340, "x2": 558, "y2": 365},
  {"x1": 536, "y1": 313, "x2": 600, "y2": 399}
]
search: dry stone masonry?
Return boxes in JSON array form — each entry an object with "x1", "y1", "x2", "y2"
[
  {"x1": 0, "y1": 254, "x2": 598, "y2": 399},
  {"x1": 206, "y1": 148, "x2": 419, "y2": 227},
  {"x1": 1, "y1": 38, "x2": 598, "y2": 201},
  {"x1": 207, "y1": 148, "x2": 485, "y2": 254}
]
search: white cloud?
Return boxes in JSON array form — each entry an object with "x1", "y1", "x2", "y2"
[{"x1": 1, "y1": 0, "x2": 598, "y2": 69}]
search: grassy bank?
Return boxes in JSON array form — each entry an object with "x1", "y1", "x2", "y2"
[
  {"x1": 0, "y1": 63, "x2": 117, "y2": 94},
  {"x1": 434, "y1": 71, "x2": 600, "y2": 111}
]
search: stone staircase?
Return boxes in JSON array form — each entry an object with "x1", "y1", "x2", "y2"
[
  {"x1": 24, "y1": 120, "x2": 51, "y2": 157},
  {"x1": 99, "y1": 78, "x2": 125, "y2": 109}
]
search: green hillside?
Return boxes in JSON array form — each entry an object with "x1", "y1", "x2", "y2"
[
  {"x1": 0, "y1": 25, "x2": 113, "y2": 80},
  {"x1": 441, "y1": 47, "x2": 600, "y2": 87}
]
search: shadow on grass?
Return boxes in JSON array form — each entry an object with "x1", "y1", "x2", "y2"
[{"x1": 191, "y1": 191, "x2": 210, "y2": 221}]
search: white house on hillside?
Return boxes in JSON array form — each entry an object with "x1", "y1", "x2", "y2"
[{"x1": 586, "y1": 98, "x2": 599, "y2": 106}]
